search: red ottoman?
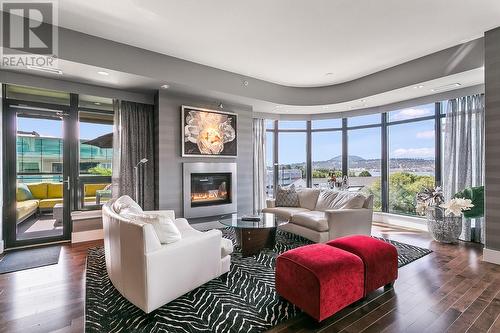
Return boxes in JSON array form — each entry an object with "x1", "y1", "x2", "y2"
[
  {"x1": 275, "y1": 244, "x2": 364, "y2": 322},
  {"x1": 327, "y1": 235, "x2": 398, "y2": 296}
]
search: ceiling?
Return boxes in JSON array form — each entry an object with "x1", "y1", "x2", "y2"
[{"x1": 56, "y1": 0, "x2": 500, "y2": 87}]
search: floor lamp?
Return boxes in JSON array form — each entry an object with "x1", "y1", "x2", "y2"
[{"x1": 134, "y1": 158, "x2": 148, "y2": 207}]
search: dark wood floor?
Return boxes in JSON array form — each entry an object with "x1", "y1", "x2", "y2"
[{"x1": 0, "y1": 223, "x2": 499, "y2": 332}]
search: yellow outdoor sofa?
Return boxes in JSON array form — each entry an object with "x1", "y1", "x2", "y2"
[{"x1": 16, "y1": 182, "x2": 110, "y2": 224}]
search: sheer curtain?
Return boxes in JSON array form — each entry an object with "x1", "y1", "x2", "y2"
[
  {"x1": 443, "y1": 94, "x2": 485, "y2": 243},
  {"x1": 253, "y1": 118, "x2": 267, "y2": 213},
  {"x1": 112, "y1": 100, "x2": 155, "y2": 210}
]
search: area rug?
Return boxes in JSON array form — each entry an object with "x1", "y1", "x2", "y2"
[
  {"x1": 85, "y1": 230, "x2": 432, "y2": 333},
  {"x1": 0, "y1": 245, "x2": 61, "y2": 274}
]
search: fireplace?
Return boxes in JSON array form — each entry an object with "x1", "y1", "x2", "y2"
[
  {"x1": 183, "y1": 163, "x2": 237, "y2": 218},
  {"x1": 191, "y1": 173, "x2": 232, "y2": 207}
]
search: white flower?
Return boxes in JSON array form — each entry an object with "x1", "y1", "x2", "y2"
[{"x1": 440, "y1": 198, "x2": 474, "y2": 216}]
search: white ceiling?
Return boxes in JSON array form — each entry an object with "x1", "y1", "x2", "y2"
[
  {"x1": 265, "y1": 68, "x2": 484, "y2": 114},
  {"x1": 57, "y1": 0, "x2": 500, "y2": 87}
]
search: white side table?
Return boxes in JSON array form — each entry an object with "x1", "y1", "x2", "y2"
[{"x1": 53, "y1": 203, "x2": 64, "y2": 227}]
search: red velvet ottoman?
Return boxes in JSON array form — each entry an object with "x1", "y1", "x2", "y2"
[
  {"x1": 327, "y1": 235, "x2": 398, "y2": 296},
  {"x1": 275, "y1": 244, "x2": 364, "y2": 322}
]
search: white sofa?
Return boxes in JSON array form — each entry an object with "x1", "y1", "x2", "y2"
[
  {"x1": 263, "y1": 188, "x2": 374, "y2": 243},
  {"x1": 102, "y1": 199, "x2": 233, "y2": 313}
]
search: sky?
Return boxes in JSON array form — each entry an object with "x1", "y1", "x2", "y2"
[
  {"x1": 268, "y1": 104, "x2": 437, "y2": 165},
  {"x1": 17, "y1": 117, "x2": 113, "y2": 140}
]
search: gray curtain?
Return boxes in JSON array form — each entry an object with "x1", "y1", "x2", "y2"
[
  {"x1": 253, "y1": 118, "x2": 267, "y2": 213},
  {"x1": 443, "y1": 94, "x2": 485, "y2": 243},
  {"x1": 112, "y1": 100, "x2": 155, "y2": 210}
]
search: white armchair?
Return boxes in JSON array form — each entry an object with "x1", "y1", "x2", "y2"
[{"x1": 102, "y1": 200, "x2": 233, "y2": 313}]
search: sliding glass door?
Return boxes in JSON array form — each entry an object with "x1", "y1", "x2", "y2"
[
  {"x1": 2, "y1": 84, "x2": 116, "y2": 249},
  {"x1": 3, "y1": 101, "x2": 73, "y2": 247}
]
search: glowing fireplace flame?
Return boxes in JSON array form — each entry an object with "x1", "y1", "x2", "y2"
[{"x1": 191, "y1": 190, "x2": 228, "y2": 202}]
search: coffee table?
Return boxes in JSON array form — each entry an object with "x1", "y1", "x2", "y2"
[{"x1": 219, "y1": 213, "x2": 287, "y2": 257}]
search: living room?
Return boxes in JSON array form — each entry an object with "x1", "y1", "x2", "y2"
[{"x1": 1, "y1": 1, "x2": 500, "y2": 332}]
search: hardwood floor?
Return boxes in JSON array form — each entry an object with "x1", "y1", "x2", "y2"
[{"x1": 0, "y1": 223, "x2": 499, "y2": 332}]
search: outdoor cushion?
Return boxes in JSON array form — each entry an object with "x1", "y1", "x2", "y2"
[
  {"x1": 275, "y1": 185, "x2": 300, "y2": 207},
  {"x1": 84, "y1": 183, "x2": 109, "y2": 197},
  {"x1": 16, "y1": 199, "x2": 39, "y2": 222},
  {"x1": 297, "y1": 188, "x2": 321, "y2": 210},
  {"x1": 27, "y1": 183, "x2": 48, "y2": 199},
  {"x1": 38, "y1": 198, "x2": 63, "y2": 209},
  {"x1": 16, "y1": 183, "x2": 34, "y2": 201},
  {"x1": 47, "y1": 183, "x2": 63, "y2": 199},
  {"x1": 262, "y1": 207, "x2": 309, "y2": 220},
  {"x1": 291, "y1": 211, "x2": 328, "y2": 232}
]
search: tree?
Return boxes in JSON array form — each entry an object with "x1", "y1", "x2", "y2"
[
  {"x1": 364, "y1": 171, "x2": 435, "y2": 215},
  {"x1": 88, "y1": 166, "x2": 112, "y2": 176},
  {"x1": 358, "y1": 170, "x2": 372, "y2": 177}
]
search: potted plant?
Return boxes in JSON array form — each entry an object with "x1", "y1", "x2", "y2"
[{"x1": 416, "y1": 187, "x2": 474, "y2": 243}]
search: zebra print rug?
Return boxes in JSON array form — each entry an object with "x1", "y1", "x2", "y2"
[{"x1": 85, "y1": 230, "x2": 431, "y2": 333}]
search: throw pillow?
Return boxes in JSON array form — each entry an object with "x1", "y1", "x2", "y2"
[
  {"x1": 341, "y1": 193, "x2": 367, "y2": 209},
  {"x1": 113, "y1": 195, "x2": 143, "y2": 214},
  {"x1": 16, "y1": 183, "x2": 34, "y2": 201},
  {"x1": 315, "y1": 190, "x2": 339, "y2": 211},
  {"x1": 137, "y1": 214, "x2": 182, "y2": 244},
  {"x1": 275, "y1": 185, "x2": 300, "y2": 207}
]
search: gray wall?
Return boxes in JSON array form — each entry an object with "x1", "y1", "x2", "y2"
[
  {"x1": 485, "y1": 27, "x2": 500, "y2": 251},
  {"x1": 157, "y1": 91, "x2": 253, "y2": 220}
]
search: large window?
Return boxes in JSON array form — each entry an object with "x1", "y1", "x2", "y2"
[
  {"x1": 388, "y1": 106, "x2": 436, "y2": 216},
  {"x1": 78, "y1": 106, "x2": 114, "y2": 209},
  {"x1": 265, "y1": 128, "x2": 274, "y2": 197},
  {"x1": 348, "y1": 127, "x2": 382, "y2": 211},
  {"x1": 312, "y1": 131, "x2": 342, "y2": 188},
  {"x1": 278, "y1": 131, "x2": 307, "y2": 188},
  {"x1": 265, "y1": 102, "x2": 445, "y2": 217}
]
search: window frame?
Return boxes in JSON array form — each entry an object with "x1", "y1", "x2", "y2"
[{"x1": 265, "y1": 103, "x2": 446, "y2": 216}]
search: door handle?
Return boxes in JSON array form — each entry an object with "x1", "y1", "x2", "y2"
[{"x1": 63, "y1": 176, "x2": 70, "y2": 190}]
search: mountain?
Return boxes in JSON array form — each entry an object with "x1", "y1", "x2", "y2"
[
  {"x1": 326, "y1": 155, "x2": 365, "y2": 163},
  {"x1": 286, "y1": 155, "x2": 435, "y2": 173}
]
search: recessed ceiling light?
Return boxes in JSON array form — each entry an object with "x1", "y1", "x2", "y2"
[
  {"x1": 431, "y1": 83, "x2": 461, "y2": 92},
  {"x1": 323, "y1": 106, "x2": 330, "y2": 109},
  {"x1": 94, "y1": 102, "x2": 101, "y2": 105},
  {"x1": 160, "y1": 84, "x2": 170, "y2": 89},
  {"x1": 359, "y1": 99, "x2": 366, "y2": 103},
  {"x1": 413, "y1": 85, "x2": 425, "y2": 89},
  {"x1": 97, "y1": 71, "x2": 109, "y2": 76},
  {"x1": 26, "y1": 65, "x2": 63, "y2": 75}
]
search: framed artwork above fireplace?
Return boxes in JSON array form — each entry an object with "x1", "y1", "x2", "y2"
[{"x1": 182, "y1": 106, "x2": 237, "y2": 157}]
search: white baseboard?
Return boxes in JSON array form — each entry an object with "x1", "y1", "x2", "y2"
[
  {"x1": 72, "y1": 229, "x2": 104, "y2": 243},
  {"x1": 373, "y1": 212, "x2": 428, "y2": 231},
  {"x1": 483, "y1": 248, "x2": 500, "y2": 265},
  {"x1": 0, "y1": 240, "x2": 4, "y2": 254}
]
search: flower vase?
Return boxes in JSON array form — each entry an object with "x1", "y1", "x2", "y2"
[{"x1": 425, "y1": 206, "x2": 462, "y2": 243}]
